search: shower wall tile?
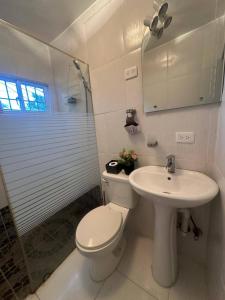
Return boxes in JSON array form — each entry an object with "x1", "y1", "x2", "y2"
[
  {"x1": 121, "y1": 0, "x2": 154, "y2": 53},
  {"x1": 85, "y1": 0, "x2": 125, "y2": 70},
  {"x1": 122, "y1": 49, "x2": 143, "y2": 109},
  {"x1": 91, "y1": 57, "x2": 126, "y2": 114},
  {"x1": 52, "y1": 20, "x2": 88, "y2": 62}
]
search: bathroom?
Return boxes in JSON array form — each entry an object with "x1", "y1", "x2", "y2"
[{"x1": 0, "y1": 0, "x2": 224, "y2": 299}]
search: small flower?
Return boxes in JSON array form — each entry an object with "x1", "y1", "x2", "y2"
[{"x1": 118, "y1": 148, "x2": 138, "y2": 165}]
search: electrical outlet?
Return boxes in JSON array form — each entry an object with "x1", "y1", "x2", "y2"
[
  {"x1": 176, "y1": 132, "x2": 195, "y2": 144},
  {"x1": 124, "y1": 66, "x2": 138, "y2": 80}
]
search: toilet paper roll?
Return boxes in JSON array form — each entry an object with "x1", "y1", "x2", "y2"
[{"x1": 109, "y1": 161, "x2": 118, "y2": 167}]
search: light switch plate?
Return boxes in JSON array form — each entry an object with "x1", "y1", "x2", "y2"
[
  {"x1": 124, "y1": 66, "x2": 138, "y2": 80},
  {"x1": 176, "y1": 132, "x2": 195, "y2": 144}
]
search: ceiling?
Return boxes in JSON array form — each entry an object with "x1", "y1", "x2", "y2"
[
  {"x1": 0, "y1": 0, "x2": 224, "y2": 44},
  {"x1": 0, "y1": 0, "x2": 96, "y2": 42}
]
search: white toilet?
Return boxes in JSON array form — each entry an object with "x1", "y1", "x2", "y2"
[{"x1": 75, "y1": 171, "x2": 138, "y2": 281}]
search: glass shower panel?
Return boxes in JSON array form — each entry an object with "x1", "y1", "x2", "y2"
[
  {"x1": 0, "y1": 112, "x2": 100, "y2": 235},
  {"x1": 0, "y1": 20, "x2": 101, "y2": 295}
]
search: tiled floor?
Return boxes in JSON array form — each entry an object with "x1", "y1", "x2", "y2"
[{"x1": 26, "y1": 235, "x2": 207, "y2": 300}]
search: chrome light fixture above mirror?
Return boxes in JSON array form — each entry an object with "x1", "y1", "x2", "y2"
[{"x1": 144, "y1": 0, "x2": 172, "y2": 39}]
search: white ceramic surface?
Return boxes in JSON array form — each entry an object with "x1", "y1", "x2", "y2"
[
  {"x1": 31, "y1": 236, "x2": 207, "y2": 300},
  {"x1": 129, "y1": 166, "x2": 218, "y2": 287},
  {"x1": 129, "y1": 166, "x2": 219, "y2": 208},
  {"x1": 76, "y1": 206, "x2": 122, "y2": 250},
  {"x1": 75, "y1": 171, "x2": 137, "y2": 282}
]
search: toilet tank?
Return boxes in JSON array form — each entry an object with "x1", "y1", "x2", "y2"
[{"x1": 102, "y1": 171, "x2": 138, "y2": 209}]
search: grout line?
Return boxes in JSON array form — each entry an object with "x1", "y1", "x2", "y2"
[
  {"x1": 116, "y1": 269, "x2": 160, "y2": 300},
  {"x1": 0, "y1": 267, "x2": 20, "y2": 300},
  {"x1": 35, "y1": 292, "x2": 41, "y2": 300}
]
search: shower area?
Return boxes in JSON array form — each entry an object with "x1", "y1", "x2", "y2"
[{"x1": 0, "y1": 20, "x2": 101, "y2": 299}]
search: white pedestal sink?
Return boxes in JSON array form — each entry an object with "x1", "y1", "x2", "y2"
[{"x1": 129, "y1": 166, "x2": 219, "y2": 287}]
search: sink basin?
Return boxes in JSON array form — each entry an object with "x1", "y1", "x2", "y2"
[
  {"x1": 129, "y1": 166, "x2": 219, "y2": 288},
  {"x1": 129, "y1": 166, "x2": 218, "y2": 208}
]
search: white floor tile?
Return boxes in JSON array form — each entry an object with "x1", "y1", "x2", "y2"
[
  {"x1": 34, "y1": 235, "x2": 207, "y2": 300},
  {"x1": 169, "y1": 258, "x2": 207, "y2": 300},
  {"x1": 96, "y1": 271, "x2": 156, "y2": 300},
  {"x1": 25, "y1": 294, "x2": 39, "y2": 300},
  {"x1": 36, "y1": 250, "x2": 103, "y2": 300},
  {"x1": 118, "y1": 235, "x2": 169, "y2": 300}
]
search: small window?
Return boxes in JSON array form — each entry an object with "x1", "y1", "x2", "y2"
[{"x1": 0, "y1": 77, "x2": 48, "y2": 112}]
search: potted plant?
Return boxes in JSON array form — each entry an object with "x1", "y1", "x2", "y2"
[{"x1": 118, "y1": 148, "x2": 138, "y2": 175}]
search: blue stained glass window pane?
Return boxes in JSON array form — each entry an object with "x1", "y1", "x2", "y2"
[
  {"x1": 36, "y1": 88, "x2": 45, "y2": 102},
  {"x1": 0, "y1": 99, "x2": 11, "y2": 110},
  {"x1": 24, "y1": 101, "x2": 30, "y2": 111},
  {"x1": 27, "y1": 86, "x2": 36, "y2": 101},
  {"x1": 0, "y1": 77, "x2": 47, "y2": 113},
  {"x1": 29, "y1": 101, "x2": 39, "y2": 111},
  {"x1": 6, "y1": 82, "x2": 18, "y2": 99},
  {"x1": 10, "y1": 100, "x2": 21, "y2": 111},
  {"x1": 0, "y1": 81, "x2": 8, "y2": 98},
  {"x1": 21, "y1": 84, "x2": 28, "y2": 100},
  {"x1": 38, "y1": 102, "x2": 46, "y2": 111}
]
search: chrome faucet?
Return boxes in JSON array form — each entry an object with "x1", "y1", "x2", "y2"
[{"x1": 166, "y1": 154, "x2": 176, "y2": 173}]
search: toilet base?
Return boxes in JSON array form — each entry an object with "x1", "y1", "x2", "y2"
[{"x1": 89, "y1": 237, "x2": 126, "y2": 282}]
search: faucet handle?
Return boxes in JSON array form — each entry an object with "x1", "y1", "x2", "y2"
[
  {"x1": 166, "y1": 154, "x2": 176, "y2": 173},
  {"x1": 166, "y1": 154, "x2": 175, "y2": 160}
]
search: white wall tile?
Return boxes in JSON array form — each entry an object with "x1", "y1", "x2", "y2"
[
  {"x1": 90, "y1": 58, "x2": 126, "y2": 114},
  {"x1": 86, "y1": 1, "x2": 125, "y2": 70},
  {"x1": 122, "y1": 0, "x2": 154, "y2": 53}
]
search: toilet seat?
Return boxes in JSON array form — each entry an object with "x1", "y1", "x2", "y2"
[{"x1": 76, "y1": 206, "x2": 123, "y2": 250}]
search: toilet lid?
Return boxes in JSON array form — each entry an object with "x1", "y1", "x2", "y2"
[{"x1": 76, "y1": 206, "x2": 122, "y2": 250}]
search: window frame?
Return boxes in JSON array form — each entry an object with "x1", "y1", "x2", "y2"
[{"x1": 0, "y1": 74, "x2": 49, "y2": 113}]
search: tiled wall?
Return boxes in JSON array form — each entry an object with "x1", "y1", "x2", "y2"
[
  {"x1": 0, "y1": 206, "x2": 30, "y2": 300},
  {"x1": 52, "y1": 0, "x2": 220, "y2": 266},
  {"x1": 207, "y1": 96, "x2": 225, "y2": 298}
]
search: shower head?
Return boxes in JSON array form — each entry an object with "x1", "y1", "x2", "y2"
[
  {"x1": 73, "y1": 60, "x2": 81, "y2": 71},
  {"x1": 73, "y1": 59, "x2": 92, "y2": 95}
]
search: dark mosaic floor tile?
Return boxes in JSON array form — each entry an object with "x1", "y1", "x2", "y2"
[
  {"x1": 0, "y1": 239, "x2": 24, "y2": 268},
  {"x1": 0, "y1": 212, "x2": 6, "y2": 234},
  {"x1": 9, "y1": 264, "x2": 30, "y2": 300},
  {"x1": 1, "y1": 208, "x2": 14, "y2": 230},
  {"x1": 41, "y1": 210, "x2": 70, "y2": 237},
  {"x1": 0, "y1": 231, "x2": 10, "y2": 250},
  {"x1": 0, "y1": 273, "x2": 17, "y2": 300}
]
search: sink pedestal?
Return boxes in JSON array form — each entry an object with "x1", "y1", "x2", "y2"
[
  {"x1": 152, "y1": 203, "x2": 178, "y2": 287},
  {"x1": 129, "y1": 165, "x2": 219, "y2": 288}
]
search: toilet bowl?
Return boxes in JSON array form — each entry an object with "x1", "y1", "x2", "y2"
[{"x1": 75, "y1": 171, "x2": 138, "y2": 281}]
